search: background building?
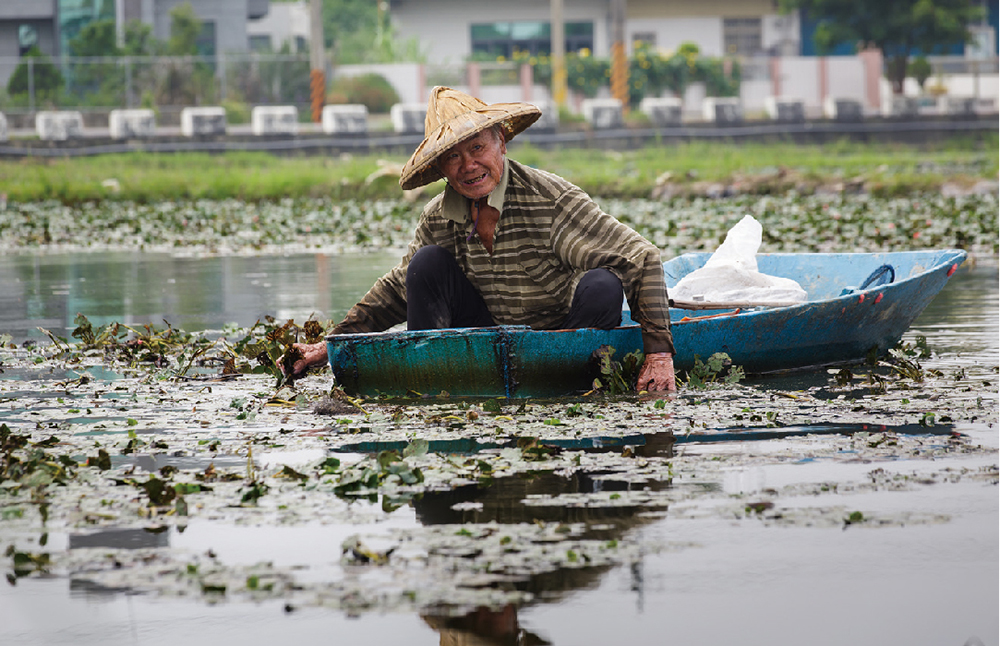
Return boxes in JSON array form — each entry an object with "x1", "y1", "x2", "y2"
[
  {"x1": 1, "y1": 0, "x2": 269, "y2": 88},
  {"x1": 388, "y1": 0, "x2": 996, "y2": 62},
  {"x1": 388, "y1": 0, "x2": 799, "y2": 62},
  {"x1": 247, "y1": 0, "x2": 310, "y2": 53}
]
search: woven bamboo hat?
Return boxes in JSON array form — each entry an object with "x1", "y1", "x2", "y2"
[{"x1": 399, "y1": 86, "x2": 542, "y2": 190}]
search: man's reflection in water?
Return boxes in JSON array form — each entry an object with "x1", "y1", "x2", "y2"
[
  {"x1": 424, "y1": 605, "x2": 549, "y2": 646},
  {"x1": 417, "y1": 432, "x2": 675, "y2": 645}
]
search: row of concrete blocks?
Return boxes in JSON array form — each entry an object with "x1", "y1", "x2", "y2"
[
  {"x1": 0, "y1": 94, "x2": 983, "y2": 142},
  {"x1": 618, "y1": 94, "x2": 980, "y2": 128},
  {"x1": 0, "y1": 105, "x2": 371, "y2": 141}
]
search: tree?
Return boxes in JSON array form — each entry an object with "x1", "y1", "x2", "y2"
[
  {"x1": 159, "y1": 2, "x2": 216, "y2": 105},
  {"x1": 68, "y1": 19, "x2": 123, "y2": 105},
  {"x1": 167, "y1": 2, "x2": 202, "y2": 56},
  {"x1": 6, "y1": 47, "x2": 64, "y2": 106},
  {"x1": 779, "y1": 0, "x2": 984, "y2": 94},
  {"x1": 122, "y1": 21, "x2": 156, "y2": 56},
  {"x1": 321, "y1": 0, "x2": 424, "y2": 64}
]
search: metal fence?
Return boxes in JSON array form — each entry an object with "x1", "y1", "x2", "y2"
[
  {"x1": 0, "y1": 53, "x2": 314, "y2": 119},
  {"x1": 2, "y1": 53, "x2": 996, "y2": 127}
]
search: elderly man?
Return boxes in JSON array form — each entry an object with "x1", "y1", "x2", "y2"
[{"x1": 289, "y1": 86, "x2": 676, "y2": 391}]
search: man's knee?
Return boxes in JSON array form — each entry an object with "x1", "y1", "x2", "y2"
[
  {"x1": 564, "y1": 268, "x2": 623, "y2": 329},
  {"x1": 581, "y1": 268, "x2": 624, "y2": 310},
  {"x1": 407, "y1": 245, "x2": 453, "y2": 281}
]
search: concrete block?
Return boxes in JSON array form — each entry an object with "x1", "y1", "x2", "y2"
[
  {"x1": 764, "y1": 97, "x2": 805, "y2": 123},
  {"x1": 639, "y1": 97, "x2": 682, "y2": 127},
  {"x1": 109, "y1": 109, "x2": 156, "y2": 139},
  {"x1": 322, "y1": 104, "x2": 368, "y2": 134},
  {"x1": 823, "y1": 97, "x2": 864, "y2": 122},
  {"x1": 881, "y1": 95, "x2": 919, "y2": 118},
  {"x1": 702, "y1": 98, "x2": 743, "y2": 124},
  {"x1": 390, "y1": 103, "x2": 427, "y2": 135},
  {"x1": 526, "y1": 99, "x2": 559, "y2": 131},
  {"x1": 0, "y1": 112, "x2": 7, "y2": 142},
  {"x1": 581, "y1": 98, "x2": 624, "y2": 129},
  {"x1": 180, "y1": 106, "x2": 227, "y2": 137},
  {"x1": 36, "y1": 111, "x2": 84, "y2": 141},
  {"x1": 251, "y1": 105, "x2": 298, "y2": 135},
  {"x1": 940, "y1": 96, "x2": 976, "y2": 116}
]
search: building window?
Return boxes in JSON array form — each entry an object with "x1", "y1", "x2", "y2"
[
  {"x1": 18, "y1": 24, "x2": 39, "y2": 55},
  {"x1": 196, "y1": 21, "x2": 216, "y2": 57},
  {"x1": 723, "y1": 17, "x2": 762, "y2": 56},
  {"x1": 249, "y1": 35, "x2": 272, "y2": 52},
  {"x1": 471, "y1": 21, "x2": 593, "y2": 59},
  {"x1": 58, "y1": 0, "x2": 116, "y2": 57}
]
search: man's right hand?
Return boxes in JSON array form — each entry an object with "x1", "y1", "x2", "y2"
[{"x1": 283, "y1": 341, "x2": 329, "y2": 378}]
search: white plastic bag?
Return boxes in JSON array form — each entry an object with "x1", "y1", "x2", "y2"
[{"x1": 671, "y1": 215, "x2": 808, "y2": 304}]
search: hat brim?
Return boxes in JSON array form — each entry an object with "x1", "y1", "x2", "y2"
[{"x1": 399, "y1": 103, "x2": 541, "y2": 190}]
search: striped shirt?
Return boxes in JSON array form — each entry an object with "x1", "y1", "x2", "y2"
[{"x1": 332, "y1": 158, "x2": 674, "y2": 355}]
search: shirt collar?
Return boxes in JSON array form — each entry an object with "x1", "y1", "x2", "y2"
[{"x1": 441, "y1": 158, "x2": 509, "y2": 224}]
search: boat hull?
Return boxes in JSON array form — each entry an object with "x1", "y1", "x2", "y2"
[
  {"x1": 327, "y1": 325, "x2": 642, "y2": 399},
  {"x1": 327, "y1": 249, "x2": 966, "y2": 398},
  {"x1": 661, "y1": 249, "x2": 968, "y2": 373}
]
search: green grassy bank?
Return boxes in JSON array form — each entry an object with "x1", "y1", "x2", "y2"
[{"x1": 1, "y1": 135, "x2": 996, "y2": 204}]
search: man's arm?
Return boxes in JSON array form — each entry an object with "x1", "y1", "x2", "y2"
[{"x1": 284, "y1": 204, "x2": 449, "y2": 378}]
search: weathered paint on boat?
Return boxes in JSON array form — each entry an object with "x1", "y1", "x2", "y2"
[
  {"x1": 328, "y1": 325, "x2": 642, "y2": 398},
  {"x1": 657, "y1": 249, "x2": 967, "y2": 373},
  {"x1": 327, "y1": 249, "x2": 966, "y2": 398}
]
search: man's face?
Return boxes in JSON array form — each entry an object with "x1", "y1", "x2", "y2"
[{"x1": 436, "y1": 128, "x2": 507, "y2": 200}]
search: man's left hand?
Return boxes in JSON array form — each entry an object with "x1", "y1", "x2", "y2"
[{"x1": 636, "y1": 352, "x2": 676, "y2": 392}]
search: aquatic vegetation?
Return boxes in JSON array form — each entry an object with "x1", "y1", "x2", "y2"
[
  {"x1": 0, "y1": 327, "x2": 996, "y2": 615},
  {"x1": 1, "y1": 193, "x2": 996, "y2": 258},
  {"x1": 590, "y1": 346, "x2": 644, "y2": 395},
  {"x1": 0, "y1": 190, "x2": 996, "y2": 628},
  {"x1": 681, "y1": 352, "x2": 745, "y2": 389}
]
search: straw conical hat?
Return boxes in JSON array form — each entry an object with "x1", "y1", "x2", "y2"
[{"x1": 399, "y1": 86, "x2": 541, "y2": 190}]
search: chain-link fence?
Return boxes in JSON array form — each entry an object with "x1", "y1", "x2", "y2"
[
  {"x1": 0, "y1": 54, "x2": 313, "y2": 124},
  {"x1": 1, "y1": 52, "x2": 996, "y2": 129}
]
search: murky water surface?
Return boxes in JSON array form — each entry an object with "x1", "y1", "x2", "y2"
[
  {"x1": 0, "y1": 252, "x2": 997, "y2": 646},
  {"x1": 0, "y1": 251, "x2": 401, "y2": 342}
]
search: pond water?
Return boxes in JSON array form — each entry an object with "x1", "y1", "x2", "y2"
[
  {"x1": 0, "y1": 251, "x2": 997, "y2": 646},
  {"x1": 0, "y1": 251, "x2": 402, "y2": 343}
]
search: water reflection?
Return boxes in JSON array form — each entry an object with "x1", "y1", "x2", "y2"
[
  {"x1": 0, "y1": 251, "x2": 400, "y2": 342},
  {"x1": 68, "y1": 527, "x2": 169, "y2": 550},
  {"x1": 3, "y1": 253, "x2": 992, "y2": 381}
]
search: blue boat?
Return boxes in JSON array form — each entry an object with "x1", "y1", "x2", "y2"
[{"x1": 326, "y1": 249, "x2": 967, "y2": 398}]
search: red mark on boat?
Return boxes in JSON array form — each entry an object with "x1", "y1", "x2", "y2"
[{"x1": 947, "y1": 263, "x2": 958, "y2": 277}]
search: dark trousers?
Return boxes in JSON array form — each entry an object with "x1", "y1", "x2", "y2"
[{"x1": 406, "y1": 245, "x2": 623, "y2": 331}]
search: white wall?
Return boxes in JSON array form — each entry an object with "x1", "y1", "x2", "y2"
[
  {"x1": 333, "y1": 55, "x2": 998, "y2": 118},
  {"x1": 891, "y1": 75, "x2": 999, "y2": 103},
  {"x1": 740, "y1": 80, "x2": 770, "y2": 115},
  {"x1": 827, "y1": 57, "x2": 867, "y2": 106},
  {"x1": 247, "y1": 0, "x2": 309, "y2": 51},
  {"x1": 778, "y1": 57, "x2": 820, "y2": 109},
  {"x1": 627, "y1": 18, "x2": 722, "y2": 56}
]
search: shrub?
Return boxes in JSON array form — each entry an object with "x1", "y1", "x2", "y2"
[
  {"x1": 328, "y1": 73, "x2": 400, "y2": 114},
  {"x1": 6, "y1": 47, "x2": 64, "y2": 105},
  {"x1": 222, "y1": 99, "x2": 250, "y2": 124},
  {"x1": 908, "y1": 56, "x2": 933, "y2": 90}
]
